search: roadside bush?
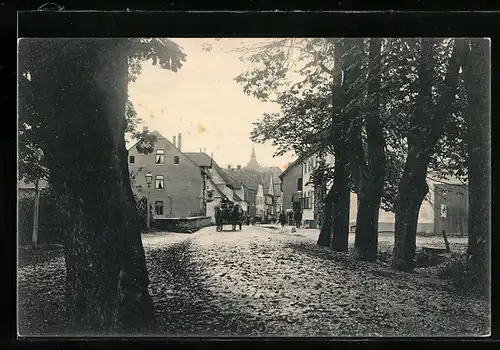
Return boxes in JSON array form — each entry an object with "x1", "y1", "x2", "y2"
[{"x1": 438, "y1": 253, "x2": 488, "y2": 297}]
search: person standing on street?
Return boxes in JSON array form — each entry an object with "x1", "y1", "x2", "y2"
[
  {"x1": 279, "y1": 211, "x2": 287, "y2": 233},
  {"x1": 294, "y1": 209, "x2": 302, "y2": 229}
]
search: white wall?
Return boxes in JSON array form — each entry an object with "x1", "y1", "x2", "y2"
[
  {"x1": 304, "y1": 152, "x2": 458, "y2": 233},
  {"x1": 302, "y1": 154, "x2": 316, "y2": 221},
  {"x1": 256, "y1": 184, "x2": 265, "y2": 216}
]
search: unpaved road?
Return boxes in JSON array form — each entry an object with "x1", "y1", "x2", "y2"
[
  {"x1": 143, "y1": 225, "x2": 488, "y2": 337},
  {"x1": 17, "y1": 225, "x2": 488, "y2": 337}
]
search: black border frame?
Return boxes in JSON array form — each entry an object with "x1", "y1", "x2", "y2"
[{"x1": 3, "y1": 7, "x2": 499, "y2": 349}]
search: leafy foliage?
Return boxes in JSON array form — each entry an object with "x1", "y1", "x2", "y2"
[
  {"x1": 18, "y1": 38, "x2": 186, "y2": 182},
  {"x1": 237, "y1": 38, "x2": 468, "y2": 215}
]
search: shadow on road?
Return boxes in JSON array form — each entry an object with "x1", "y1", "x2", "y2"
[
  {"x1": 284, "y1": 241, "x2": 453, "y2": 293},
  {"x1": 147, "y1": 240, "x2": 267, "y2": 336}
]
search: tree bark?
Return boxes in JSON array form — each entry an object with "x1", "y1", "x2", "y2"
[
  {"x1": 392, "y1": 39, "x2": 463, "y2": 272},
  {"x1": 26, "y1": 39, "x2": 156, "y2": 334},
  {"x1": 353, "y1": 38, "x2": 385, "y2": 262},
  {"x1": 328, "y1": 39, "x2": 351, "y2": 252},
  {"x1": 317, "y1": 185, "x2": 335, "y2": 246},
  {"x1": 463, "y1": 39, "x2": 490, "y2": 291},
  {"x1": 331, "y1": 154, "x2": 351, "y2": 251}
]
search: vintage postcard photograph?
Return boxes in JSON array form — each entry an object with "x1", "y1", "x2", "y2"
[{"x1": 17, "y1": 37, "x2": 491, "y2": 337}]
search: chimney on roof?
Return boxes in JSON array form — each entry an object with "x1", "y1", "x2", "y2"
[
  {"x1": 173, "y1": 135, "x2": 176, "y2": 147},
  {"x1": 177, "y1": 133, "x2": 182, "y2": 151},
  {"x1": 237, "y1": 165, "x2": 241, "y2": 170},
  {"x1": 228, "y1": 165, "x2": 231, "y2": 169},
  {"x1": 143, "y1": 126, "x2": 149, "y2": 132}
]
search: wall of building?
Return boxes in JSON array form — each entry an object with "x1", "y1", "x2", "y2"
[
  {"x1": 247, "y1": 189, "x2": 257, "y2": 217},
  {"x1": 128, "y1": 135, "x2": 204, "y2": 218},
  {"x1": 302, "y1": 155, "x2": 316, "y2": 224},
  {"x1": 281, "y1": 163, "x2": 302, "y2": 212},
  {"x1": 301, "y1": 152, "x2": 446, "y2": 233},
  {"x1": 255, "y1": 184, "x2": 265, "y2": 217}
]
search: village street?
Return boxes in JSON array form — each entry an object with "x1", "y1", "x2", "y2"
[{"x1": 18, "y1": 224, "x2": 488, "y2": 337}]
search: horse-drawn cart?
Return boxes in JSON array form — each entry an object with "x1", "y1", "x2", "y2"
[{"x1": 215, "y1": 200, "x2": 243, "y2": 232}]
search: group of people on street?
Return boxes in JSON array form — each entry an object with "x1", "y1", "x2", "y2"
[
  {"x1": 214, "y1": 202, "x2": 244, "y2": 232},
  {"x1": 213, "y1": 201, "x2": 303, "y2": 234},
  {"x1": 279, "y1": 208, "x2": 303, "y2": 232}
]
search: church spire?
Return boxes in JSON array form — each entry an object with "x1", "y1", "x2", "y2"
[{"x1": 246, "y1": 143, "x2": 262, "y2": 170}]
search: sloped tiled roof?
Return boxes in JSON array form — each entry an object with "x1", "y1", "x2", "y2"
[
  {"x1": 186, "y1": 152, "x2": 242, "y2": 189},
  {"x1": 265, "y1": 166, "x2": 284, "y2": 181},
  {"x1": 225, "y1": 168, "x2": 263, "y2": 191},
  {"x1": 279, "y1": 158, "x2": 301, "y2": 179},
  {"x1": 214, "y1": 163, "x2": 241, "y2": 189},
  {"x1": 184, "y1": 152, "x2": 213, "y2": 167}
]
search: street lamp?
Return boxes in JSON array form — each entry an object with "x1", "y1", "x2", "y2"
[{"x1": 145, "y1": 172, "x2": 153, "y2": 230}]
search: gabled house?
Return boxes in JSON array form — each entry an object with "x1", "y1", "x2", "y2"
[
  {"x1": 279, "y1": 159, "x2": 303, "y2": 223},
  {"x1": 128, "y1": 130, "x2": 207, "y2": 219},
  {"x1": 184, "y1": 152, "x2": 253, "y2": 220}
]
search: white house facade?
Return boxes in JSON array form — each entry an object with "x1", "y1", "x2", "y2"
[{"x1": 299, "y1": 151, "x2": 458, "y2": 234}]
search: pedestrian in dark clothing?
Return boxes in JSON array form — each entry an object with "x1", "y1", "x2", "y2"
[
  {"x1": 294, "y1": 209, "x2": 302, "y2": 229},
  {"x1": 279, "y1": 211, "x2": 287, "y2": 233}
]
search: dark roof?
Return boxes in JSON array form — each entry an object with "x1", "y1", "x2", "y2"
[
  {"x1": 279, "y1": 158, "x2": 302, "y2": 179},
  {"x1": 214, "y1": 163, "x2": 241, "y2": 189},
  {"x1": 185, "y1": 152, "x2": 242, "y2": 189},
  {"x1": 184, "y1": 152, "x2": 213, "y2": 167},
  {"x1": 225, "y1": 168, "x2": 263, "y2": 191},
  {"x1": 265, "y1": 166, "x2": 284, "y2": 180}
]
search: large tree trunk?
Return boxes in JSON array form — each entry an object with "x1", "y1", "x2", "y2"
[
  {"x1": 392, "y1": 39, "x2": 463, "y2": 272},
  {"x1": 353, "y1": 38, "x2": 385, "y2": 262},
  {"x1": 391, "y1": 154, "x2": 431, "y2": 271},
  {"x1": 328, "y1": 39, "x2": 351, "y2": 252},
  {"x1": 317, "y1": 185, "x2": 335, "y2": 246},
  {"x1": 27, "y1": 39, "x2": 156, "y2": 334},
  {"x1": 331, "y1": 154, "x2": 351, "y2": 251},
  {"x1": 463, "y1": 39, "x2": 490, "y2": 291}
]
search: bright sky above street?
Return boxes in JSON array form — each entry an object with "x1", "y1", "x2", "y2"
[{"x1": 128, "y1": 38, "x2": 296, "y2": 170}]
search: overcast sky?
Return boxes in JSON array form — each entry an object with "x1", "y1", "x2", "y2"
[{"x1": 127, "y1": 38, "x2": 296, "y2": 170}]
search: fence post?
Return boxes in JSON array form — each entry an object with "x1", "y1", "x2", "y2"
[{"x1": 442, "y1": 229, "x2": 451, "y2": 253}]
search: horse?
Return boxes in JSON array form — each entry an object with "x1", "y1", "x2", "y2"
[
  {"x1": 231, "y1": 205, "x2": 241, "y2": 231},
  {"x1": 215, "y1": 206, "x2": 223, "y2": 232}
]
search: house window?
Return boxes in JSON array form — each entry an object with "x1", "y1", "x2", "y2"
[
  {"x1": 301, "y1": 195, "x2": 312, "y2": 209},
  {"x1": 129, "y1": 155, "x2": 135, "y2": 164},
  {"x1": 174, "y1": 156, "x2": 179, "y2": 164},
  {"x1": 297, "y1": 178, "x2": 303, "y2": 192},
  {"x1": 155, "y1": 149, "x2": 165, "y2": 164},
  {"x1": 304, "y1": 162, "x2": 308, "y2": 174},
  {"x1": 155, "y1": 175, "x2": 164, "y2": 190},
  {"x1": 155, "y1": 201, "x2": 164, "y2": 216}
]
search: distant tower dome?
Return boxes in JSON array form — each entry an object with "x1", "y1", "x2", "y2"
[{"x1": 246, "y1": 143, "x2": 262, "y2": 170}]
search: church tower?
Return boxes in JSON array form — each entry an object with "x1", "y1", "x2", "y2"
[{"x1": 245, "y1": 143, "x2": 262, "y2": 170}]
